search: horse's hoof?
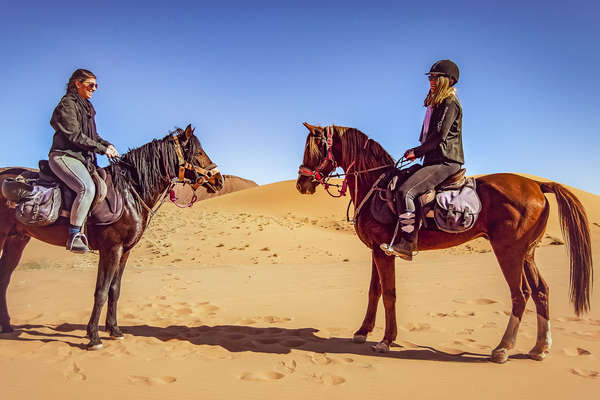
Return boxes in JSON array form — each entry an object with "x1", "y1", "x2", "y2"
[
  {"x1": 0, "y1": 325, "x2": 13, "y2": 334},
  {"x1": 491, "y1": 348, "x2": 508, "y2": 363},
  {"x1": 87, "y1": 342, "x2": 104, "y2": 351},
  {"x1": 528, "y1": 349, "x2": 549, "y2": 361},
  {"x1": 371, "y1": 341, "x2": 390, "y2": 353},
  {"x1": 352, "y1": 334, "x2": 367, "y2": 343}
]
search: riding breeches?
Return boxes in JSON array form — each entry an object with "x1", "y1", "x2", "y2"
[
  {"x1": 48, "y1": 152, "x2": 95, "y2": 227},
  {"x1": 397, "y1": 162, "x2": 461, "y2": 214}
]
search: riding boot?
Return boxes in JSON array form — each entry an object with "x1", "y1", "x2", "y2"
[
  {"x1": 67, "y1": 225, "x2": 89, "y2": 254},
  {"x1": 380, "y1": 211, "x2": 419, "y2": 261}
]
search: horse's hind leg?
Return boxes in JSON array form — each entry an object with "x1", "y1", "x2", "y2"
[
  {"x1": 523, "y1": 248, "x2": 552, "y2": 360},
  {"x1": 0, "y1": 232, "x2": 31, "y2": 333},
  {"x1": 490, "y1": 242, "x2": 529, "y2": 363},
  {"x1": 353, "y1": 251, "x2": 382, "y2": 343},
  {"x1": 105, "y1": 250, "x2": 130, "y2": 339}
]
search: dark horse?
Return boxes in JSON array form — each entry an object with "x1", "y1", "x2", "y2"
[
  {"x1": 0, "y1": 125, "x2": 224, "y2": 349},
  {"x1": 296, "y1": 123, "x2": 592, "y2": 363}
]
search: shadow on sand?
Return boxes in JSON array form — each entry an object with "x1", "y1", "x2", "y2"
[{"x1": 2, "y1": 322, "x2": 506, "y2": 363}]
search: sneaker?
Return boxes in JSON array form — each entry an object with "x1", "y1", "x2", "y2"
[{"x1": 67, "y1": 232, "x2": 89, "y2": 254}]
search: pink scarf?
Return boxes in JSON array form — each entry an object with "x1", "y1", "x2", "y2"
[{"x1": 419, "y1": 105, "x2": 433, "y2": 144}]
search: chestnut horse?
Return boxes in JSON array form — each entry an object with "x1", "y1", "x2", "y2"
[
  {"x1": 0, "y1": 125, "x2": 224, "y2": 349},
  {"x1": 296, "y1": 123, "x2": 592, "y2": 363}
]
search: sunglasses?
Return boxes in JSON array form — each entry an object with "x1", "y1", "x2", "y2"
[{"x1": 80, "y1": 81, "x2": 98, "y2": 90}]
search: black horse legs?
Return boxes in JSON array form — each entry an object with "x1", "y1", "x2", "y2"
[{"x1": 86, "y1": 244, "x2": 123, "y2": 349}]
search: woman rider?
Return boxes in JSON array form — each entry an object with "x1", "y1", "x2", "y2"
[
  {"x1": 49, "y1": 69, "x2": 120, "y2": 253},
  {"x1": 381, "y1": 59, "x2": 465, "y2": 260}
]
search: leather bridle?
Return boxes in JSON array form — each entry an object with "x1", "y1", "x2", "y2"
[
  {"x1": 298, "y1": 126, "x2": 339, "y2": 185},
  {"x1": 171, "y1": 134, "x2": 221, "y2": 191}
]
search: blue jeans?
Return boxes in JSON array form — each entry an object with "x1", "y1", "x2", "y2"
[{"x1": 48, "y1": 152, "x2": 95, "y2": 227}]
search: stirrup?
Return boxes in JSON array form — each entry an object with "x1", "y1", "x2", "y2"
[
  {"x1": 67, "y1": 232, "x2": 89, "y2": 254},
  {"x1": 379, "y1": 242, "x2": 413, "y2": 261}
]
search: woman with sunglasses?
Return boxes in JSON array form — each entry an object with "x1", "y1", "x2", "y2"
[
  {"x1": 381, "y1": 59, "x2": 465, "y2": 260},
  {"x1": 48, "y1": 68, "x2": 120, "y2": 253}
]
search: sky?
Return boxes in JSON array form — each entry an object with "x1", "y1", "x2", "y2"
[{"x1": 1, "y1": 0, "x2": 599, "y2": 194}]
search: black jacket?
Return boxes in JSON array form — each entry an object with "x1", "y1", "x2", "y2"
[
  {"x1": 412, "y1": 96, "x2": 464, "y2": 165},
  {"x1": 49, "y1": 92, "x2": 112, "y2": 168}
]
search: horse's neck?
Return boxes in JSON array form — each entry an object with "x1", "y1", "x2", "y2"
[
  {"x1": 143, "y1": 180, "x2": 171, "y2": 209},
  {"x1": 339, "y1": 153, "x2": 385, "y2": 206}
]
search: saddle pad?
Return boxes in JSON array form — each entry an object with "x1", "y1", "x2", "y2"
[
  {"x1": 23, "y1": 166, "x2": 124, "y2": 226},
  {"x1": 433, "y1": 177, "x2": 481, "y2": 233}
]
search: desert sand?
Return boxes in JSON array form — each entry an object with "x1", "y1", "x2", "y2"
[{"x1": 1, "y1": 175, "x2": 599, "y2": 399}]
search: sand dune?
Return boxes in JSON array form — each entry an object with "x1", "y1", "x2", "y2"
[{"x1": 3, "y1": 173, "x2": 599, "y2": 399}]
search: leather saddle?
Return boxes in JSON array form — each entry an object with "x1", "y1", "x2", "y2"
[
  {"x1": 4, "y1": 161, "x2": 124, "y2": 226},
  {"x1": 369, "y1": 167, "x2": 468, "y2": 225}
]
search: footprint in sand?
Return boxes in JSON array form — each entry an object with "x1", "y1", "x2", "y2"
[
  {"x1": 401, "y1": 322, "x2": 431, "y2": 332},
  {"x1": 569, "y1": 368, "x2": 600, "y2": 379},
  {"x1": 307, "y1": 372, "x2": 346, "y2": 386},
  {"x1": 277, "y1": 360, "x2": 297, "y2": 374},
  {"x1": 307, "y1": 353, "x2": 334, "y2": 365},
  {"x1": 128, "y1": 376, "x2": 177, "y2": 385},
  {"x1": 562, "y1": 347, "x2": 592, "y2": 356},
  {"x1": 239, "y1": 371, "x2": 285, "y2": 381},
  {"x1": 65, "y1": 362, "x2": 87, "y2": 381}
]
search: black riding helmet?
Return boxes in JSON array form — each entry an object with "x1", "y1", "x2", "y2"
[{"x1": 426, "y1": 59, "x2": 459, "y2": 86}]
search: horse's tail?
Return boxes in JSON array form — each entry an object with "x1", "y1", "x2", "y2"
[{"x1": 540, "y1": 182, "x2": 593, "y2": 315}]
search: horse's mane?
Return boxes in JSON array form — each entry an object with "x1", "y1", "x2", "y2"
[
  {"x1": 336, "y1": 126, "x2": 395, "y2": 185},
  {"x1": 108, "y1": 128, "x2": 202, "y2": 206}
]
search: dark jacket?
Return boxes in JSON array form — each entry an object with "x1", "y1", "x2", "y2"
[
  {"x1": 49, "y1": 92, "x2": 112, "y2": 169},
  {"x1": 412, "y1": 96, "x2": 464, "y2": 165}
]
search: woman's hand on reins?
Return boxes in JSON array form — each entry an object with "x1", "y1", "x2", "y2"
[
  {"x1": 404, "y1": 149, "x2": 416, "y2": 161},
  {"x1": 106, "y1": 145, "x2": 120, "y2": 159}
]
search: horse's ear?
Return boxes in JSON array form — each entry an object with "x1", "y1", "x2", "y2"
[
  {"x1": 184, "y1": 124, "x2": 194, "y2": 139},
  {"x1": 303, "y1": 122, "x2": 316, "y2": 131}
]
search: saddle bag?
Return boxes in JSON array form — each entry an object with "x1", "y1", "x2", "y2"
[
  {"x1": 433, "y1": 177, "x2": 481, "y2": 233},
  {"x1": 3, "y1": 177, "x2": 63, "y2": 227}
]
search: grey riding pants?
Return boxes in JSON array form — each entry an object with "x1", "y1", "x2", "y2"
[
  {"x1": 48, "y1": 152, "x2": 95, "y2": 227},
  {"x1": 397, "y1": 162, "x2": 461, "y2": 214}
]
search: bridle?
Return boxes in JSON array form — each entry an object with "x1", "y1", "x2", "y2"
[
  {"x1": 298, "y1": 126, "x2": 351, "y2": 197},
  {"x1": 161, "y1": 134, "x2": 221, "y2": 207},
  {"x1": 297, "y1": 125, "x2": 412, "y2": 222},
  {"x1": 170, "y1": 134, "x2": 220, "y2": 191}
]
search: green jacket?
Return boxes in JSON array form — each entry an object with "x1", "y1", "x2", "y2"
[
  {"x1": 412, "y1": 96, "x2": 464, "y2": 165},
  {"x1": 49, "y1": 92, "x2": 112, "y2": 168}
]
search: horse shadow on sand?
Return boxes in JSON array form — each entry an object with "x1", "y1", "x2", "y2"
[{"x1": 3, "y1": 322, "x2": 523, "y2": 363}]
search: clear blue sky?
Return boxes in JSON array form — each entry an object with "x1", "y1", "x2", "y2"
[{"x1": 1, "y1": 0, "x2": 599, "y2": 194}]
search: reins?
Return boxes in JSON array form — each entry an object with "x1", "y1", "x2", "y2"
[
  {"x1": 109, "y1": 133, "x2": 220, "y2": 238},
  {"x1": 298, "y1": 125, "x2": 414, "y2": 223}
]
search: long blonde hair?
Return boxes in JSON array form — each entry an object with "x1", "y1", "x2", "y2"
[{"x1": 424, "y1": 76, "x2": 457, "y2": 106}]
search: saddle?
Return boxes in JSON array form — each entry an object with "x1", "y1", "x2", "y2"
[
  {"x1": 369, "y1": 166, "x2": 481, "y2": 232},
  {"x1": 2, "y1": 161, "x2": 124, "y2": 226}
]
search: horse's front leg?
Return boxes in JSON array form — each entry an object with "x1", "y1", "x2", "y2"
[
  {"x1": 353, "y1": 251, "x2": 382, "y2": 343},
  {"x1": 105, "y1": 250, "x2": 130, "y2": 340},
  {"x1": 371, "y1": 247, "x2": 397, "y2": 353},
  {"x1": 86, "y1": 244, "x2": 123, "y2": 350}
]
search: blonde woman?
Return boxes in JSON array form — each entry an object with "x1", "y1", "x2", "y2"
[{"x1": 381, "y1": 59, "x2": 464, "y2": 260}]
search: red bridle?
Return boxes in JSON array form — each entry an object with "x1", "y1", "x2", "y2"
[{"x1": 298, "y1": 126, "x2": 353, "y2": 197}]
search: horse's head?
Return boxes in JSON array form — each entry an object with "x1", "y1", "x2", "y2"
[
  {"x1": 172, "y1": 124, "x2": 224, "y2": 193},
  {"x1": 296, "y1": 122, "x2": 338, "y2": 195}
]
